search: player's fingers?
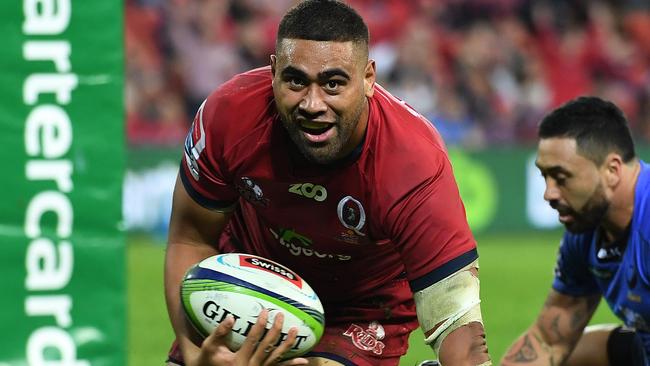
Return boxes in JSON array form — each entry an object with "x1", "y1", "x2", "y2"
[
  {"x1": 254, "y1": 312, "x2": 285, "y2": 362},
  {"x1": 264, "y1": 326, "x2": 300, "y2": 366},
  {"x1": 238, "y1": 308, "x2": 269, "y2": 356},
  {"x1": 277, "y1": 357, "x2": 309, "y2": 366},
  {"x1": 202, "y1": 314, "x2": 235, "y2": 350}
]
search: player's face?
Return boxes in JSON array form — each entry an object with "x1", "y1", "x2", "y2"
[
  {"x1": 536, "y1": 137, "x2": 610, "y2": 233},
  {"x1": 271, "y1": 39, "x2": 375, "y2": 164}
]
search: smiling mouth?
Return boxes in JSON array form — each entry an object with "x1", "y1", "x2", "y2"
[{"x1": 299, "y1": 120, "x2": 335, "y2": 135}]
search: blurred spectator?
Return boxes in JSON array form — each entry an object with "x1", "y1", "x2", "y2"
[{"x1": 125, "y1": 0, "x2": 650, "y2": 148}]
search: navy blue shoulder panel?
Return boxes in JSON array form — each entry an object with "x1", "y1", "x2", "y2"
[
  {"x1": 409, "y1": 248, "x2": 478, "y2": 292},
  {"x1": 179, "y1": 164, "x2": 238, "y2": 211}
]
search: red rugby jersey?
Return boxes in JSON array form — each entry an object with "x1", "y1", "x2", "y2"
[{"x1": 180, "y1": 66, "x2": 477, "y2": 318}]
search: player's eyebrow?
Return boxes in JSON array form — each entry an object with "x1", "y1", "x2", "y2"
[
  {"x1": 281, "y1": 66, "x2": 350, "y2": 81},
  {"x1": 281, "y1": 66, "x2": 308, "y2": 79},
  {"x1": 319, "y1": 68, "x2": 350, "y2": 81},
  {"x1": 535, "y1": 163, "x2": 572, "y2": 177}
]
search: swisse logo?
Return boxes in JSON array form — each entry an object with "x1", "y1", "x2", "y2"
[
  {"x1": 201, "y1": 301, "x2": 309, "y2": 349},
  {"x1": 240, "y1": 256, "x2": 303, "y2": 288},
  {"x1": 289, "y1": 183, "x2": 327, "y2": 202}
]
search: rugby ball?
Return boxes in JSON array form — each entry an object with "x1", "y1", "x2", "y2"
[{"x1": 180, "y1": 253, "x2": 325, "y2": 358}]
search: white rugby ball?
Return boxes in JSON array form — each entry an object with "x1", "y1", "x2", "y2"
[{"x1": 181, "y1": 253, "x2": 325, "y2": 358}]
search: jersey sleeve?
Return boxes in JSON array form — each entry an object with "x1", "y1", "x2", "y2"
[
  {"x1": 552, "y1": 233, "x2": 600, "y2": 296},
  {"x1": 180, "y1": 95, "x2": 239, "y2": 210},
  {"x1": 386, "y1": 152, "x2": 477, "y2": 292}
]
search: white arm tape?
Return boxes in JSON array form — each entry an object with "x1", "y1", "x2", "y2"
[{"x1": 414, "y1": 259, "x2": 483, "y2": 355}]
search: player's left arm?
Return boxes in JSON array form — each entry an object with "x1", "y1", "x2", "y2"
[
  {"x1": 414, "y1": 260, "x2": 491, "y2": 366},
  {"x1": 384, "y1": 144, "x2": 490, "y2": 364}
]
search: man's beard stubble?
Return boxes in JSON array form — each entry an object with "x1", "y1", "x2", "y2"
[
  {"x1": 562, "y1": 184, "x2": 610, "y2": 233},
  {"x1": 278, "y1": 102, "x2": 364, "y2": 165}
]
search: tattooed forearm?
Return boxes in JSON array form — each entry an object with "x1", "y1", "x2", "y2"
[
  {"x1": 503, "y1": 332, "x2": 569, "y2": 366},
  {"x1": 570, "y1": 308, "x2": 586, "y2": 330},
  {"x1": 550, "y1": 315, "x2": 566, "y2": 342},
  {"x1": 538, "y1": 313, "x2": 569, "y2": 345},
  {"x1": 505, "y1": 334, "x2": 538, "y2": 363},
  {"x1": 502, "y1": 292, "x2": 600, "y2": 366}
]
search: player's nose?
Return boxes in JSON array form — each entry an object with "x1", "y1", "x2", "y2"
[
  {"x1": 543, "y1": 180, "x2": 561, "y2": 202},
  {"x1": 299, "y1": 84, "x2": 327, "y2": 115}
]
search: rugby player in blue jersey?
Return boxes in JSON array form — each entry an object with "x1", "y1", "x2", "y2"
[{"x1": 502, "y1": 96, "x2": 649, "y2": 366}]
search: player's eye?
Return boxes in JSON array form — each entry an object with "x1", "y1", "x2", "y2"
[
  {"x1": 324, "y1": 80, "x2": 344, "y2": 92},
  {"x1": 287, "y1": 77, "x2": 306, "y2": 89}
]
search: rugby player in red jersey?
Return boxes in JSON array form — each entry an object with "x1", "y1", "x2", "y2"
[{"x1": 165, "y1": 1, "x2": 490, "y2": 365}]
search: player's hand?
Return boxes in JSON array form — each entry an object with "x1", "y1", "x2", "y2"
[{"x1": 191, "y1": 309, "x2": 309, "y2": 366}]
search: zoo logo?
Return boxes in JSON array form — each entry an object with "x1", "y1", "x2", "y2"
[{"x1": 288, "y1": 183, "x2": 327, "y2": 202}]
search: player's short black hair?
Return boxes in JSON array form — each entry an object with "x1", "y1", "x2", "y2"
[
  {"x1": 277, "y1": 0, "x2": 369, "y2": 53},
  {"x1": 538, "y1": 96, "x2": 636, "y2": 165}
]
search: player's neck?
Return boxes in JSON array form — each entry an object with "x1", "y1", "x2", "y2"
[
  {"x1": 601, "y1": 160, "x2": 641, "y2": 243},
  {"x1": 337, "y1": 99, "x2": 369, "y2": 159}
]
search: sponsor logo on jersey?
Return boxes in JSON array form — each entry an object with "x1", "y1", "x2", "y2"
[
  {"x1": 596, "y1": 246, "x2": 623, "y2": 261},
  {"x1": 239, "y1": 255, "x2": 303, "y2": 288},
  {"x1": 627, "y1": 291, "x2": 642, "y2": 303},
  {"x1": 618, "y1": 306, "x2": 650, "y2": 332},
  {"x1": 236, "y1": 177, "x2": 269, "y2": 207},
  {"x1": 183, "y1": 100, "x2": 207, "y2": 181},
  {"x1": 337, "y1": 196, "x2": 366, "y2": 236},
  {"x1": 269, "y1": 227, "x2": 352, "y2": 261},
  {"x1": 343, "y1": 321, "x2": 386, "y2": 355},
  {"x1": 288, "y1": 183, "x2": 327, "y2": 202},
  {"x1": 336, "y1": 228, "x2": 362, "y2": 245},
  {"x1": 588, "y1": 266, "x2": 613, "y2": 279}
]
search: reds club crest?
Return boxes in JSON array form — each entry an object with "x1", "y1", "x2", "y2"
[
  {"x1": 343, "y1": 321, "x2": 386, "y2": 355},
  {"x1": 337, "y1": 196, "x2": 366, "y2": 236},
  {"x1": 184, "y1": 100, "x2": 207, "y2": 181},
  {"x1": 236, "y1": 177, "x2": 269, "y2": 207}
]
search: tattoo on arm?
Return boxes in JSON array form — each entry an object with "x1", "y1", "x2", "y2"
[
  {"x1": 550, "y1": 315, "x2": 565, "y2": 343},
  {"x1": 503, "y1": 293, "x2": 599, "y2": 365},
  {"x1": 505, "y1": 334, "x2": 538, "y2": 363},
  {"x1": 569, "y1": 308, "x2": 586, "y2": 330}
]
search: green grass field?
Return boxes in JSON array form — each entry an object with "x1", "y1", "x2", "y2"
[{"x1": 128, "y1": 231, "x2": 618, "y2": 365}]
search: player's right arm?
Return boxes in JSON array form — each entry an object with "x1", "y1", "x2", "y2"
[
  {"x1": 165, "y1": 174, "x2": 232, "y2": 364},
  {"x1": 165, "y1": 175, "x2": 308, "y2": 366},
  {"x1": 500, "y1": 289, "x2": 601, "y2": 366}
]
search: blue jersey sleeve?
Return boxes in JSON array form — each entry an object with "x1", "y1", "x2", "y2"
[{"x1": 552, "y1": 232, "x2": 600, "y2": 296}]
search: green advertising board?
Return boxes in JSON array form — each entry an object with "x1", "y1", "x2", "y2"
[
  {"x1": 451, "y1": 146, "x2": 650, "y2": 233},
  {"x1": 0, "y1": 1, "x2": 125, "y2": 365}
]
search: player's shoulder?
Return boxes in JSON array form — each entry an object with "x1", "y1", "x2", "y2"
[
  {"x1": 183, "y1": 67, "x2": 274, "y2": 163},
  {"x1": 362, "y1": 86, "x2": 453, "y2": 214},
  {"x1": 368, "y1": 85, "x2": 449, "y2": 175},
  {"x1": 559, "y1": 230, "x2": 595, "y2": 258},
  {"x1": 202, "y1": 66, "x2": 274, "y2": 127},
  {"x1": 370, "y1": 85, "x2": 447, "y2": 156},
  {"x1": 633, "y1": 161, "x2": 650, "y2": 236}
]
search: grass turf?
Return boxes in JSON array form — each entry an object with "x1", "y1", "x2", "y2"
[{"x1": 128, "y1": 231, "x2": 618, "y2": 365}]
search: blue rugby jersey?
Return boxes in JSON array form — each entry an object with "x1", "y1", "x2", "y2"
[{"x1": 553, "y1": 161, "x2": 650, "y2": 360}]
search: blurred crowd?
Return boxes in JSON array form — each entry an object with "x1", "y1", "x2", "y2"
[{"x1": 126, "y1": 0, "x2": 650, "y2": 148}]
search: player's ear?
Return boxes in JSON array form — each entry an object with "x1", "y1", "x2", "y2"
[
  {"x1": 364, "y1": 59, "x2": 376, "y2": 98},
  {"x1": 603, "y1": 153, "x2": 623, "y2": 188},
  {"x1": 270, "y1": 55, "x2": 277, "y2": 76},
  {"x1": 270, "y1": 55, "x2": 278, "y2": 87}
]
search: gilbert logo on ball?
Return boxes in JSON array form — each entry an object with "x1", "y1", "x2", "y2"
[{"x1": 181, "y1": 253, "x2": 325, "y2": 357}]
